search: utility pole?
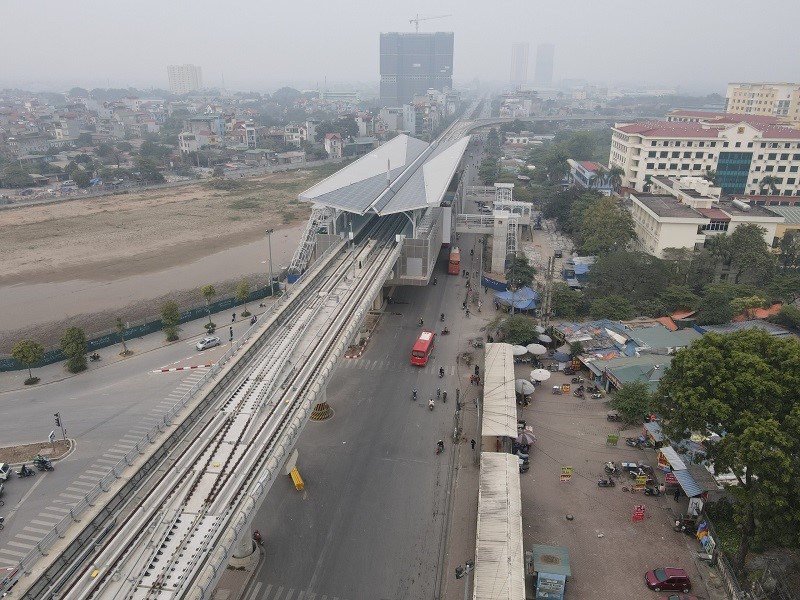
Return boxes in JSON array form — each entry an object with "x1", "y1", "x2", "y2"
[{"x1": 265, "y1": 229, "x2": 274, "y2": 297}]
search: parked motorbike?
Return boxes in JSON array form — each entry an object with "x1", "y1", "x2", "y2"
[
  {"x1": 573, "y1": 390, "x2": 584, "y2": 397},
  {"x1": 625, "y1": 437, "x2": 641, "y2": 448},
  {"x1": 644, "y1": 486, "x2": 662, "y2": 497},
  {"x1": 590, "y1": 392, "x2": 603, "y2": 399},
  {"x1": 571, "y1": 376, "x2": 584, "y2": 384},
  {"x1": 607, "y1": 411, "x2": 622, "y2": 422},
  {"x1": 472, "y1": 340, "x2": 484, "y2": 348},
  {"x1": 89, "y1": 353, "x2": 101, "y2": 362},
  {"x1": 519, "y1": 461, "x2": 530, "y2": 474},
  {"x1": 597, "y1": 478, "x2": 616, "y2": 487}
]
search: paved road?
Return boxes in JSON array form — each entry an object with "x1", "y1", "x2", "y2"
[
  {"x1": 245, "y1": 248, "x2": 469, "y2": 600},
  {"x1": 0, "y1": 315, "x2": 257, "y2": 567}
]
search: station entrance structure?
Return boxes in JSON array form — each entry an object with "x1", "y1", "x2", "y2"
[{"x1": 290, "y1": 133, "x2": 471, "y2": 286}]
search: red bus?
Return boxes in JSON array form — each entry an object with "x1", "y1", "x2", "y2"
[
  {"x1": 448, "y1": 247, "x2": 461, "y2": 275},
  {"x1": 411, "y1": 330, "x2": 436, "y2": 366}
]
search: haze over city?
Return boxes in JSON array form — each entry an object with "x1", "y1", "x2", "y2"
[{"x1": 2, "y1": 0, "x2": 798, "y2": 93}]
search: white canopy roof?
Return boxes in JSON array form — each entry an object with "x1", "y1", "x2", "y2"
[
  {"x1": 482, "y1": 343, "x2": 518, "y2": 438},
  {"x1": 475, "y1": 452, "x2": 525, "y2": 600}
]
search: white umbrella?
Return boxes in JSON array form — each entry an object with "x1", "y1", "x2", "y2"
[
  {"x1": 531, "y1": 368, "x2": 551, "y2": 382},
  {"x1": 527, "y1": 343, "x2": 547, "y2": 355},
  {"x1": 534, "y1": 326, "x2": 546, "y2": 334},
  {"x1": 512, "y1": 345, "x2": 528, "y2": 356},
  {"x1": 538, "y1": 334, "x2": 552, "y2": 343},
  {"x1": 515, "y1": 379, "x2": 535, "y2": 395}
]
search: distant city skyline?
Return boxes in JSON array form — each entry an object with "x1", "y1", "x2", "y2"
[
  {"x1": 510, "y1": 43, "x2": 529, "y2": 86},
  {"x1": 533, "y1": 44, "x2": 554, "y2": 87},
  {"x1": 1, "y1": 0, "x2": 798, "y2": 94}
]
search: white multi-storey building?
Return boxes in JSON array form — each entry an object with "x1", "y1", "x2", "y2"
[
  {"x1": 167, "y1": 64, "x2": 203, "y2": 95},
  {"x1": 610, "y1": 114, "x2": 800, "y2": 198},
  {"x1": 629, "y1": 176, "x2": 783, "y2": 258},
  {"x1": 725, "y1": 82, "x2": 800, "y2": 124}
]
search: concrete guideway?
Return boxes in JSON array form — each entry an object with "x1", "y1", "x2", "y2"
[{"x1": 18, "y1": 220, "x2": 404, "y2": 599}]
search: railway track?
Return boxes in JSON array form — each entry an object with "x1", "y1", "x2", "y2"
[{"x1": 30, "y1": 216, "x2": 405, "y2": 600}]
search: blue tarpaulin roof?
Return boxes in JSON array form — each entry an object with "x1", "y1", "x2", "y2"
[{"x1": 494, "y1": 286, "x2": 538, "y2": 310}]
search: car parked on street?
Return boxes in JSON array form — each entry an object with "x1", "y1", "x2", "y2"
[
  {"x1": 0, "y1": 463, "x2": 9, "y2": 481},
  {"x1": 196, "y1": 336, "x2": 221, "y2": 351},
  {"x1": 657, "y1": 595, "x2": 699, "y2": 600},
  {"x1": 645, "y1": 568, "x2": 691, "y2": 593}
]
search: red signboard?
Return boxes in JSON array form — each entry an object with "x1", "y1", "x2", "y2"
[{"x1": 632, "y1": 504, "x2": 646, "y2": 522}]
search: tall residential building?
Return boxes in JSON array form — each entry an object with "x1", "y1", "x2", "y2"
[
  {"x1": 510, "y1": 43, "x2": 529, "y2": 86},
  {"x1": 533, "y1": 43, "x2": 554, "y2": 87},
  {"x1": 167, "y1": 64, "x2": 203, "y2": 95},
  {"x1": 725, "y1": 82, "x2": 800, "y2": 124},
  {"x1": 379, "y1": 32, "x2": 454, "y2": 107},
  {"x1": 609, "y1": 110, "x2": 800, "y2": 197}
]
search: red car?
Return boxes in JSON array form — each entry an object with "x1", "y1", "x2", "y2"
[{"x1": 645, "y1": 568, "x2": 691, "y2": 593}]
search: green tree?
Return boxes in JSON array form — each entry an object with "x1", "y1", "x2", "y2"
[
  {"x1": 550, "y1": 282, "x2": 584, "y2": 319},
  {"x1": 766, "y1": 273, "x2": 800, "y2": 304},
  {"x1": 578, "y1": 197, "x2": 636, "y2": 255},
  {"x1": 658, "y1": 285, "x2": 701, "y2": 313},
  {"x1": 505, "y1": 254, "x2": 536, "y2": 290},
  {"x1": 0, "y1": 165, "x2": 34, "y2": 188},
  {"x1": 212, "y1": 165, "x2": 225, "y2": 178},
  {"x1": 655, "y1": 330, "x2": 800, "y2": 574},
  {"x1": 568, "y1": 341, "x2": 584, "y2": 358},
  {"x1": 70, "y1": 169, "x2": 91, "y2": 188},
  {"x1": 728, "y1": 224, "x2": 775, "y2": 285},
  {"x1": 771, "y1": 305, "x2": 800, "y2": 329},
  {"x1": 115, "y1": 317, "x2": 130, "y2": 356},
  {"x1": 77, "y1": 132, "x2": 94, "y2": 147},
  {"x1": 160, "y1": 300, "x2": 181, "y2": 341},
  {"x1": 236, "y1": 280, "x2": 251, "y2": 316},
  {"x1": 135, "y1": 157, "x2": 166, "y2": 183},
  {"x1": 607, "y1": 165, "x2": 625, "y2": 193},
  {"x1": 497, "y1": 314, "x2": 537, "y2": 345},
  {"x1": 758, "y1": 175, "x2": 780, "y2": 194},
  {"x1": 200, "y1": 285, "x2": 216, "y2": 327},
  {"x1": 586, "y1": 251, "x2": 670, "y2": 308},
  {"x1": 695, "y1": 282, "x2": 755, "y2": 325},
  {"x1": 730, "y1": 295, "x2": 766, "y2": 320},
  {"x1": 589, "y1": 295, "x2": 634, "y2": 320},
  {"x1": 564, "y1": 131, "x2": 596, "y2": 160},
  {"x1": 478, "y1": 157, "x2": 499, "y2": 185},
  {"x1": 60, "y1": 326, "x2": 88, "y2": 373},
  {"x1": 542, "y1": 145, "x2": 569, "y2": 183},
  {"x1": 777, "y1": 231, "x2": 799, "y2": 270},
  {"x1": 116, "y1": 141, "x2": 133, "y2": 152},
  {"x1": 11, "y1": 339, "x2": 45, "y2": 384},
  {"x1": 609, "y1": 380, "x2": 652, "y2": 423}
]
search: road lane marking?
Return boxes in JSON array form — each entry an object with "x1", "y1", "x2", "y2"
[
  {"x1": 0, "y1": 549, "x2": 27, "y2": 558},
  {"x1": 5, "y1": 474, "x2": 46, "y2": 519},
  {"x1": 23, "y1": 527, "x2": 50, "y2": 535}
]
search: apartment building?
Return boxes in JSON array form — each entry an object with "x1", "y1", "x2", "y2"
[
  {"x1": 725, "y1": 82, "x2": 800, "y2": 124},
  {"x1": 629, "y1": 176, "x2": 783, "y2": 258},
  {"x1": 167, "y1": 64, "x2": 203, "y2": 95},
  {"x1": 610, "y1": 116, "x2": 800, "y2": 197}
]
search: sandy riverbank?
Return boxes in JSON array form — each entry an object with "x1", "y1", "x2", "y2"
[{"x1": 0, "y1": 167, "x2": 335, "y2": 350}]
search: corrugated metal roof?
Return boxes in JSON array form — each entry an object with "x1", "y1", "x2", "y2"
[
  {"x1": 644, "y1": 421, "x2": 665, "y2": 442},
  {"x1": 673, "y1": 468, "x2": 703, "y2": 497},
  {"x1": 659, "y1": 446, "x2": 687, "y2": 471},
  {"x1": 483, "y1": 344, "x2": 518, "y2": 438},
  {"x1": 475, "y1": 453, "x2": 525, "y2": 600}
]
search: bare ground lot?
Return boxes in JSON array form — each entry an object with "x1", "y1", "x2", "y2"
[{"x1": 0, "y1": 168, "x2": 336, "y2": 350}]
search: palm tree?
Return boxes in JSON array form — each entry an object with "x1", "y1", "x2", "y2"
[
  {"x1": 607, "y1": 166, "x2": 625, "y2": 193},
  {"x1": 759, "y1": 175, "x2": 780, "y2": 195}
]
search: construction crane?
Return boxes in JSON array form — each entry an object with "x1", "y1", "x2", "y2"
[{"x1": 409, "y1": 13, "x2": 452, "y2": 33}]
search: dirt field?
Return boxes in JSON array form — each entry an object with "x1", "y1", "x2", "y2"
[{"x1": 0, "y1": 167, "x2": 336, "y2": 350}]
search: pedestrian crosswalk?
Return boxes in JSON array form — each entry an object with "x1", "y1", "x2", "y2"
[
  {"x1": 341, "y1": 359, "x2": 456, "y2": 376},
  {"x1": 245, "y1": 582, "x2": 353, "y2": 600},
  {"x1": 0, "y1": 370, "x2": 208, "y2": 567}
]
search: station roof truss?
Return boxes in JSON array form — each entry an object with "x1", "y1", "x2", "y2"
[{"x1": 298, "y1": 134, "x2": 471, "y2": 217}]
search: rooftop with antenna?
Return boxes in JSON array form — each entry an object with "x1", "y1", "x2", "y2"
[{"x1": 408, "y1": 13, "x2": 452, "y2": 33}]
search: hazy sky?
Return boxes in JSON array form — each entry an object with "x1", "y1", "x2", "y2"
[{"x1": 1, "y1": 0, "x2": 798, "y2": 94}]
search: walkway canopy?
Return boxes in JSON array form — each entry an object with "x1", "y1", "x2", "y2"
[
  {"x1": 494, "y1": 286, "x2": 539, "y2": 311},
  {"x1": 298, "y1": 133, "x2": 471, "y2": 216},
  {"x1": 475, "y1": 453, "x2": 525, "y2": 600},
  {"x1": 483, "y1": 343, "x2": 518, "y2": 438}
]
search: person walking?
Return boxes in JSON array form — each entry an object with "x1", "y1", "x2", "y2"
[
  {"x1": 232, "y1": 312, "x2": 236, "y2": 323},
  {"x1": 674, "y1": 488, "x2": 681, "y2": 502}
]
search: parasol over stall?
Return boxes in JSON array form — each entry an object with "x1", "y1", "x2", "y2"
[
  {"x1": 530, "y1": 368, "x2": 551, "y2": 382},
  {"x1": 526, "y1": 343, "x2": 547, "y2": 355},
  {"x1": 512, "y1": 345, "x2": 528, "y2": 356},
  {"x1": 515, "y1": 379, "x2": 535, "y2": 395}
]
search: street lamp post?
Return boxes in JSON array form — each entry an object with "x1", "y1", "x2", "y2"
[
  {"x1": 455, "y1": 559, "x2": 475, "y2": 600},
  {"x1": 265, "y1": 228, "x2": 274, "y2": 297}
]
